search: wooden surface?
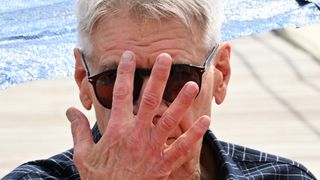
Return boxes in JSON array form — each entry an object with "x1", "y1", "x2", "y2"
[{"x1": 1, "y1": 29, "x2": 319, "y2": 178}]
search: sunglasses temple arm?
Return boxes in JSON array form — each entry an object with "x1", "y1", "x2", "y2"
[
  {"x1": 204, "y1": 43, "x2": 219, "y2": 69},
  {"x1": 80, "y1": 50, "x2": 91, "y2": 77}
]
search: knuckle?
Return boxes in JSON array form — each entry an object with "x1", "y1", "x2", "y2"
[
  {"x1": 153, "y1": 69, "x2": 169, "y2": 82},
  {"x1": 176, "y1": 86, "x2": 197, "y2": 107},
  {"x1": 161, "y1": 156, "x2": 175, "y2": 170},
  {"x1": 118, "y1": 65, "x2": 134, "y2": 75},
  {"x1": 142, "y1": 92, "x2": 160, "y2": 109},
  {"x1": 158, "y1": 165, "x2": 171, "y2": 176},
  {"x1": 176, "y1": 95, "x2": 192, "y2": 108},
  {"x1": 160, "y1": 115, "x2": 177, "y2": 131},
  {"x1": 157, "y1": 73, "x2": 169, "y2": 82},
  {"x1": 182, "y1": 88, "x2": 197, "y2": 100},
  {"x1": 175, "y1": 141, "x2": 188, "y2": 155},
  {"x1": 113, "y1": 85, "x2": 130, "y2": 100}
]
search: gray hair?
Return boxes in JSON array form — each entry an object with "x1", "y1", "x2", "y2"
[{"x1": 76, "y1": 0, "x2": 224, "y2": 55}]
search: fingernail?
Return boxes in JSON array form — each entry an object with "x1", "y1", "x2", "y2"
[
  {"x1": 185, "y1": 82, "x2": 198, "y2": 97},
  {"x1": 199, "y1": 116, "x2": 210, "y2": 129},
  {"x1": 122, "y1": 51, "x2": 133, "y2": 62},
  {"x1": 157, "y1": 53, "x2": 172, "y2": 66},
  {"x1": 66, "y1": 108, "x2": 78, "y2": 123}
]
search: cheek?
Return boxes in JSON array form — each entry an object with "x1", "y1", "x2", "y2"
[
  {"x1": 193, "y1": 94, "x2": 212, "y2": 116},
  {"x1": 179, "y1": 70, "x2": 214, "y2": 131},
  {"x1": 193, "y1": 71, "x2": 214, "y2": 115},
  {"x1": 179, "y1": 106, "x2": 211, "y2": 135},
  {"x1": 187, "y1": 99, "x2": 211, "y2": 121}
]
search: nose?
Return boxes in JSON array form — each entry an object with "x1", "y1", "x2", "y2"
[{"x1": 132, "y1": 77, "x2": 169, "y2": 120}]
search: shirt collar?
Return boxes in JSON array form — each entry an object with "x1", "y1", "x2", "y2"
[
  {"x1": 203, "y1": 130, "x2": 246, "y2": 179},
  {"x1": 92, "y1": 123, "x2": 102, "y2": 144}
]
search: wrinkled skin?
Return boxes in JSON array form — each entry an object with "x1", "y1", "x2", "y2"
[{"x1": 67, "y1": 13, "x2": 231, "y2": 180}]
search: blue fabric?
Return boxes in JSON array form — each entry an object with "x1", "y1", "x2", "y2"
[
  {"x1": 3, "y1": 124, "x2": 316, "y2": 179},
  {"x1": 1, "y1": 0, "x2": 320, "y2": 90}
]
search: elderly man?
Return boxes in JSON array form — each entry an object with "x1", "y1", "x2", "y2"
[{"x1": 4, "y1": 0, "x2": 316, "y2": 179}]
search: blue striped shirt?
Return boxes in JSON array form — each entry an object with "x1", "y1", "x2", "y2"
[{"x1": 3, "y1": 124, "x2": 316, "y2": 179}]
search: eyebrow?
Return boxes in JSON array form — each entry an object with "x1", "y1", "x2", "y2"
[
  {"x1": 96, "y1": 56, "x2": 202, "y2": 72},
  {"x1": 82, "y1": 43, "x2": 218, "y2": 77},
  {"x1": 97, "y1": 61, "x2": 118, "y2": 71},
  {"x1": 81, "y1": 51, "x2": 119, "y2": 77}
]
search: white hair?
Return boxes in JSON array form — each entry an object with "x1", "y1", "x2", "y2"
[{"x1": 76, "y1": 0, "x2": 224, "y2": 56}]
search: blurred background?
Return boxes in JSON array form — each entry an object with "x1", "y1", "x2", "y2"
[{"x1": 0, "y1": 24, "x2": 320, "y2": 178}]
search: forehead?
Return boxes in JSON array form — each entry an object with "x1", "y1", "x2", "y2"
[{"x1": 88, "y1": 13, "x2": 207, "y2": 71}]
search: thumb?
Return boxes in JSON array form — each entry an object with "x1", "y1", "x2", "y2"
[{"x1": 66, "y1": 107, "x2": 94, "y2": 148}]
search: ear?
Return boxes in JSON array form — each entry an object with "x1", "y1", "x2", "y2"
[
  {"x1": 213, "y1": 42, "x2": 231, "y2": 105},
  {"x1": 74, "y1": 48, "x2": 92, "y2": 110}
]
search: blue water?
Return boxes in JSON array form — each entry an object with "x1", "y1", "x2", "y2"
[{"x1": 0, "y1": 0, "x2": 319, "y2": 89}]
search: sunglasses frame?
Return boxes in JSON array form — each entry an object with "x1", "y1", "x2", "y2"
[{"x1": 81, "y1": 44, "x2": 219, "y2": 108}]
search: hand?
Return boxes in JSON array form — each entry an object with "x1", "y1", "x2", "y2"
[{"x1": 66, "y1": 51, "x2": 210, "y2": 179}]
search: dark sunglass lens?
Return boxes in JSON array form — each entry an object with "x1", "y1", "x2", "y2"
[
  {"x1": 92, "y1": 65, "x2": 202, "y2": 108},
  {"x1": 133, "y1": 72, "x2": 144, "y2": 102},
  {"x1": 164, "y1": 65, "x2": 201, "y2": 102},
  {"x1": 94, "y1": 70, "x2": 117, "y2": 108}
]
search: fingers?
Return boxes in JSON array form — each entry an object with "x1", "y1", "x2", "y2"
[
  {"x1": 136, "y1": 53, "x2": 172, "y2": 127},
  {"x1": 66, "y1": 107, "x2": 94, "y2": 149},
  {"x1": 151, "y1": 82, "x2": 199, "y2": 148},
  {"x1": 109, "y1": 51, "x2": 136, "y2": 128},
  {"x1": 163, "y1": 116, "x2": 210, "y2": 166}
]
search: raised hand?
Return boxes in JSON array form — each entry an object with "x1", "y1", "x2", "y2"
[{"x1": 66, "y1": 51, "x2": 210, "y2": 179}]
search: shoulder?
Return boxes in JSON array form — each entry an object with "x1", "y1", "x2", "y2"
[
  {"x1": 3, "y1": 149, "x2": 79, "y2": 180},
  {"x1": 204, "y1": 130, "x2": 317, "y2": 179},
  {"x1": 222, "y1": 141, "x2": 315, "y2": 178}
]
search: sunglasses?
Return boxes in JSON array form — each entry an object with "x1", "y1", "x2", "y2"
[{"x1": 81, "y1": 44, "x2": 219, "y2": 109}]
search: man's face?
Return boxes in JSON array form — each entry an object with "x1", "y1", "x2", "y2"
[{"x1": 83, "y1": 14, "x2": 216, "y2": 144}]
